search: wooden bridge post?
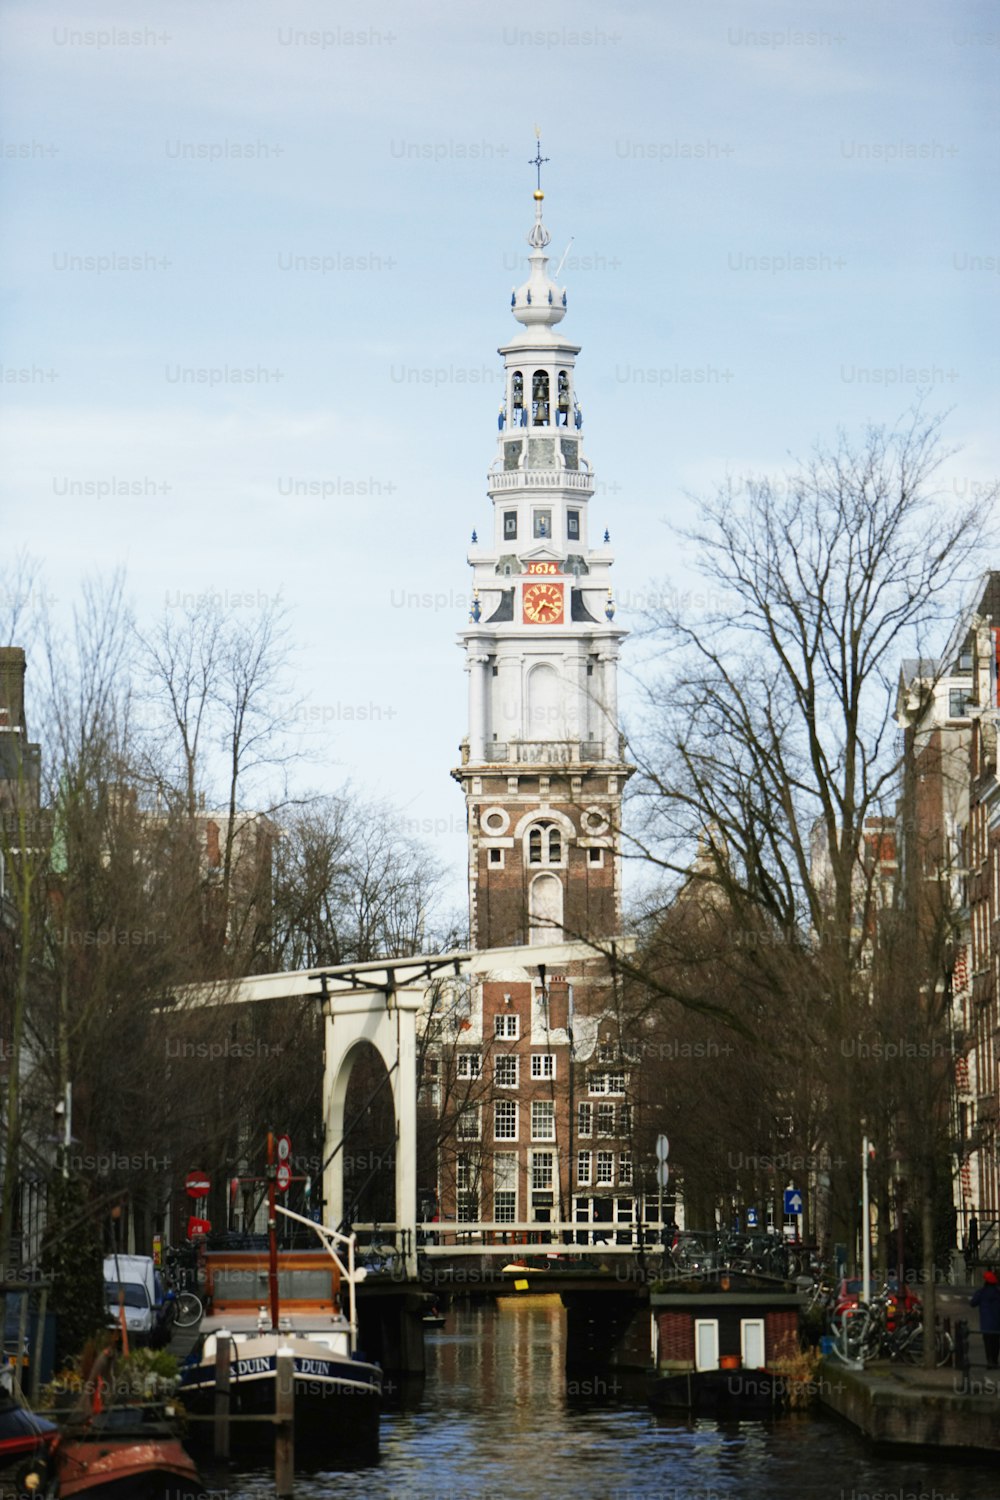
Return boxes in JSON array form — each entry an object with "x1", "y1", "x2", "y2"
[{"x1": 213, "y1": 1332, "x2": 231, "y2": 1460}]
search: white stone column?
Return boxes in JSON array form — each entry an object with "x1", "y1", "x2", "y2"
[
  {"x1": 391, "y1": 988, "x2": 422, "y2": 1277},
  {"x1": 322, "y1": 1006, "x2": 344, "y2": 1232},
  {"x1": 467, "y1": 642, "x2": 489, "y2": 763},
  {"x1": 563, "y1": 648, "x2": 587, "y2": 747},
  {"x1": 597, "y1": 644, "x2": 620, "y2": 758}
]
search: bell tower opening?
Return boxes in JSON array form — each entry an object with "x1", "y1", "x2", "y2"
[{"x1": 532, "y1": 370, "x2": 550, "y2": 425}]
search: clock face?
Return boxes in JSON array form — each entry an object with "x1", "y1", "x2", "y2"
[{"x1": 523, "y1": 582, "x2": 564, "y2": 625}]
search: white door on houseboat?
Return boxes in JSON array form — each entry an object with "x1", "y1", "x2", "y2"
[
  {"x1": 694, "y1": 1319, "x2": 719, "y2": 1371},
  {"x1": 741, "y1": 1318, "x2": 766, "y2": 1368}
]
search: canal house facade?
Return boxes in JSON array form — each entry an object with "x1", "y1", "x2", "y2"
[{"x1": 433, "y1": 177, "x2": 638, "y2": 1238}]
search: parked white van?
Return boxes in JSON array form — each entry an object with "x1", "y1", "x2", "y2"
[{"x1": 103, "y1": 1254, "x2": 162, "y2": 1341}]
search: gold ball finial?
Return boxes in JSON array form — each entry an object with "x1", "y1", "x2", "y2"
[{"x1": 533, "y1": 190, "x2": 544, "y2": 201}]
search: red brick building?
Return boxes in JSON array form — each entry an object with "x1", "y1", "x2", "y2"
[{"x1": 896, "y1": 571, "x2": 1000, "y2": 1255}]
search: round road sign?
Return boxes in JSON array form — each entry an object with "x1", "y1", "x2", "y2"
[
  {"x1": 185, "y1": 1171, "x2": 210, "y2": 1199},
  {"x1": 276, "y1": 1162, "x2": 292, "y2": 1193},
  {"x1": 277, "y1": 1135, "x2": 292, "y2": 1163}
]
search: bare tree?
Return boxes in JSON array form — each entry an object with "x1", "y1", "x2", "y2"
[{"x1": 626, "y1": 410, "x2": 989, "y2": 1260}]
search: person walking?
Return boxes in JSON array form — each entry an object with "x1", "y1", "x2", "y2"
[{"x1": 970, "y1": 1268, "x2": 1000, "y2": 1369}]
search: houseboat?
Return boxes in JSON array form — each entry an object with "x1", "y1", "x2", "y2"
[{"x1": 648, "y1": 1273, "x2": 802, "y2": 1416}]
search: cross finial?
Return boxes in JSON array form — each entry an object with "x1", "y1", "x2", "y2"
[{"x1": 530, "y1": 126, "x2": 550, "y2": 192}]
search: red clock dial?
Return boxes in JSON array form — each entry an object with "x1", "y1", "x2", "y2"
[{"x1": 522, "y1": 582, "x2": 564, "y2": 625}]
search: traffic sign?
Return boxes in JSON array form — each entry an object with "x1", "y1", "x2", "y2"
[
  {"x1": 747, "y1": 1208, "x2": 759, "y2": 1227},
  {"x1": 185, "y1": 1171, "x2": 210, "y2": 1199},
  {"x1": 276, "y1": 1162, "x2": 292, "y2": 1193},
  {"x1": 784, "y1": 1188, "x2": 803, "y2": 1215},
  {"x1": 655, "y1": 1134, "x2": 670, "y2": 1162},
  {"x1": 655, "y1": 1160, "x2": 670, "y2": 1189},
  {"x1": 277, "y1": 1135, "x2": 292, "y2": 1163}
]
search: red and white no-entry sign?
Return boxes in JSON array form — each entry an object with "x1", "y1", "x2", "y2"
[{"x1": 185, "y1": 1171, "x2": 211, "y2": 1199}]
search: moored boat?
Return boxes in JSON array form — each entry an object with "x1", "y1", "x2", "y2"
[
  {"x1": 178, "y1": 1203, "x2": 381, "y2": 1458},
  {"x1": 54, "y1": 1403, "x2": 202, "y2": 1500}
]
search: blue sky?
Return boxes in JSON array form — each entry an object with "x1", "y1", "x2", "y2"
[{"x1": 2, "y1": 0, "x2": 998, "y2": 918}]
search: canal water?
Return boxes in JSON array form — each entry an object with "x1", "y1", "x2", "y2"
[{"x1": 213, "y1": 1297, "x2": 999, "y2": 1499}]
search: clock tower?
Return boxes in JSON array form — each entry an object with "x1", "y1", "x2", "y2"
[
  {"x1": 453, "y1": 175, "x2": 631, "y2": 950},
  {"x1": 439, "y1": 159, "x2": 638, "y2": 1239}
]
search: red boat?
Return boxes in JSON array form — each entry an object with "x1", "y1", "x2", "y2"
[{"x1": 54, "y1": 1404, "x2": 202, "y2": 1500}]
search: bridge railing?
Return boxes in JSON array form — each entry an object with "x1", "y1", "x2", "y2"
[{"x1": 351, "y1": 1220, "x2": 668, "y2": 1255}]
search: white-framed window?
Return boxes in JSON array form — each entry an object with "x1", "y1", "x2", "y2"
[
  {"x1": 577, "y1": 1151, "x2": 592, "y2": 1186},
  {"x1": 457, "y1": 1107, "x2": 481, "y2": 1141},
  {"x1": 597, "y1": 1102, "x2": 615, "y2": 1137},
  {"x1": 495, "y1": 1055, "x2": 519, "y2": 1088},
  {"x1": 598, "y1": 1041, "x2": 617, "y2": 1062},
  {"x1": 741, "y1": 1318, "x2": 766, "y2": 1369},
  {"x1": 531, "y1": 1100, "x2": 555, "y2": 1141},
  {"x1": 531, "y1": 1053, "x2": 555, "y2": 1080},
  {"x1": 619, "y1": 1152, "x2": 633, "y2": 1186},
  {"x1": 457, "y1": 1053, "x2": 481, "y2": 1079},
  {"x1": 619, "y1": 1103, "x2": 632, "y2": 1136},
  {"x1": 457, "y1": 1191, "x2": 478, "y2": 1223},
  {"x1": 494, "y1": 1151, "x2": 517, "y2": 1223},
  {"x1": 695, "y1": 1319, "x2": 720, "y2": 1372},
  {"x1": 589, "y1": 1070, "x2": 625, "y2": 1096},
  {"x1": 495, "y1": 1013, "x2": 519, "y2": 1039},
  {"x1": 488, "y1": 848, "x2": 504, "y2": 867},
  {"x1": 494, "y1": 1100, "x2": 518, "y2": 1140},
  {"x1": 596, "y1": 1151, "x2": 614, "y2": 1185},
  {"x1": 577, "y1": 1101, "x2": 592, "y2": 1137},
  {"x1": 587, "y1": 847, "x2": 604, "y2": 865},
  {"x1": 456, "y1": 1153, "x2": 472, "y2": 1191},
  {"x1": 530, "y1": 1150, "x2": 554, "y2": 1191},
  {"x1": 527, "y1": 821, "x2": 563, "y2": 866}
]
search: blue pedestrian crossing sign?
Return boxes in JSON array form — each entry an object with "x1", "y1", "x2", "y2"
[
  {"x1": 784, "y1": 1188, "x2": 803, "y2": 1215},
  {"x1": 746, "y1": 1208, "x2": 759, "y2": 1227}
]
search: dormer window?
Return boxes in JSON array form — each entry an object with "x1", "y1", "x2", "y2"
[{"x1": 532, "y1": 370, "x2": 550, "y2": 426}]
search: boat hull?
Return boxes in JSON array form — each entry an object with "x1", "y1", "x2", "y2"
[
  {"x1": 180, "y1": 1344, "x2": 381, "y2": 1455},
  {"x1": 56, "y1": 1435, "x2": 202, "y2": 1499},
  {"x1": 649, "y1": 1367, "x2": 787, "y2": 1417}
]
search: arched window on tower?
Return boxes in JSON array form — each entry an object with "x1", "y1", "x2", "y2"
[
  {"x1": 532, "y1": 370, "x2": 550, "y2": 426},
  {"x1": 527, "y1": 821, "x2": 563, "y2": 867},
  {"x1": 557, "y1": 371, "x2": 570, "y2": 426},
  {"x1": 511, "y1": 371, "x2": 524, "y2": 427},
  {"x1": 529, "y1": 872, "x2": 564, "y2": 944}
]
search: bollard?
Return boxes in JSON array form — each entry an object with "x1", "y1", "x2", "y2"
[
  {"x1": 275, "y1": 1345, "x2": 295, "y2": 1498},
  {"x1": 955, "y1": 1319, "x2": 971, "y2": 1393},
  {"x1": 213, "y1": 1332, "x2": 231, "y2": 1460}
]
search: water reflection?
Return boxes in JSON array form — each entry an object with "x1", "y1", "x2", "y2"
[{"x1": 216, "y1": 1296, "x2": 1000, "y2": 1499}]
